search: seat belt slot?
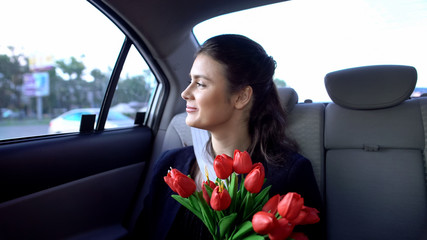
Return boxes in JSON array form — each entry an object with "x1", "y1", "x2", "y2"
[{"x1": 363, "y1": 144, "x2": 379, "y2": 152}]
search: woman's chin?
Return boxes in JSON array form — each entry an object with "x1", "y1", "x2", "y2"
[
  {"x1": 185, "y1": 118, "x2": 197, "y2": 128},
  {"x1": 186, "y1": 118, "x2": 207, "y2": 130}
]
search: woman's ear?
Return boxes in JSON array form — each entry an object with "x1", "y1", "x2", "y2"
[{"x1": 234, "y1": 86, "x2": 253, "y2": 110}]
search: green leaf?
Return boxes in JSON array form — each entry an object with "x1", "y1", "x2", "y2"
[
  {"x1": 243, "y1": 192, "x2": 272, "y2": 221},
  {"x1": 229, "y1": 173, "x2": 239, "y2": 212},
  {"x1": 242, "y1": 193, "x2": 255, "y2": 221},
  {"x1": 253, "y1": 185, "x2": 272, "y2": 210},
  {"x1": 173, "y1": 195, "x2": 195, "y2": 210},
  {"x1": 242, "y1": 235, "x2": 267, "y2": 240},
  {"x1": 200, "y1": 207, "x2": 215, "y2": 236},
  {"x1": 218, "y1": 213, "x2": 238, "y2": 239},
  {"x1": 240, "y1": 175, "x2": 247, "y2": 197},
  {"x1": 215, "y1": 210, "x2": 225, "y2": 223},
  {"x1": 230, "y1": 221, "x2": 255, "y2": 240},
  {"x1": 171, "y1": 195, "x2": 201, "y2": 218},
  {"x1": 197, "y1": 198, "x2": 216, "y2": 236},
  {"x1": 254, "y1": 185, "x2": 271, "y2": 204},
  {"x1": 229, "y1": 173, "x2": 237, "y2": 198},
  {"x1": 196, "y1": 191, "x2": 217, "y2": 233},
  {"x1": 188, "y1": 192, "x2": 202, "y2": 212},
  {"x1": 204, "y1": 182, "x2": 214, "y2": 198},
  {"x1": 238, "y1": 175, "x2": 247, "y2": 212}
]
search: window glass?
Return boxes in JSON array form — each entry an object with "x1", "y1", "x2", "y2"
[
  {"x1": 193, "y1": 0, "x2": 427, "y2": 102},
  {"x1": 0, "y1": 0, "x2": 158, "y2": 139},
  {"x1": 107, "y1": 45, "x2": 158, "y2": 130},
  {"x1": 64, "y1": 113, "x2": 86, "y2": 121}
]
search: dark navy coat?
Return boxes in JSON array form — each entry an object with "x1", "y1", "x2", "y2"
[{"x1": 131, "y1": 146, "x2": 322, "y2": 239}]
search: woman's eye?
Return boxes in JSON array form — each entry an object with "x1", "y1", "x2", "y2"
[{"x1": 188, "y1": 79, "x2": 206, "y2": 88}]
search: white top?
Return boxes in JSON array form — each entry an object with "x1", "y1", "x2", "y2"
[{"x1": 191, "y1": 127, "x2": 217, "y2": 185}]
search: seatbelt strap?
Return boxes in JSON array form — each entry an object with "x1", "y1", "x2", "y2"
[
  {"x1": 191, "y1": 127, "x2": 217, "y2": 181},
  {"x1": 419, "y1": 98, "x2": 427, "y2": 187}
]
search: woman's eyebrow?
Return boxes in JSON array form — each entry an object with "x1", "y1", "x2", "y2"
[{"x1": 190, "y1": 74, "x2": 212, "y2": 81}]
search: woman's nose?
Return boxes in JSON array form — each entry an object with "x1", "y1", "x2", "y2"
[{"x1": 181, "y1": 84, "x2": 192, "y2": 100}]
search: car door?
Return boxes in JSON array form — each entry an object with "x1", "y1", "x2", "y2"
[{"x1": 0, "y1": 1, "x2": 164, "y2": 239}]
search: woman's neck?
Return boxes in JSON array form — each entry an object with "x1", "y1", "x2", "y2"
[{"x1": 210, "y1": 123, "x2": 251, "y2": 157}]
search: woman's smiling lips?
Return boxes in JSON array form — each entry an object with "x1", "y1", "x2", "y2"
[{"x1": 186, "y1": 106, "x2": 198, "y2": 113}]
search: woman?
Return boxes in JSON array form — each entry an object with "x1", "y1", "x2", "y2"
[{"x1": 131, "y1": 34, "x2": 322, "y2": 239}]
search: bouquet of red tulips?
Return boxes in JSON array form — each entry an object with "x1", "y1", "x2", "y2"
[{"x1": 164, "y1": 149, "x2": 320, "y2": 240}]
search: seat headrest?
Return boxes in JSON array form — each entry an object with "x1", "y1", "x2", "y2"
[
  {"x1": 325, "y1": 65, "x2": 417, "y2": 110},
  {"x1": 277, "y1": 87, "x2": 298, "y2": 113}
]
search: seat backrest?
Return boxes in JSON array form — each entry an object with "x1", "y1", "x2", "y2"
[
  {"x1": 324, "y1": 65, "x2": 427, "y2": 240},
  {"x1": 160, "y1": 87, "x2": 299, "y2": 152},
  {"x1": 159, "y1": 87, "x2": 326, "y2": 197},
  {"x1": 287, "y1": 101, "x2": 325, "y2": 198}
]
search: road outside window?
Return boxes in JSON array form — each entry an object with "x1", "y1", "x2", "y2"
[{"x1": 0, "y1": 0, "x2": 158, "y2": 140}]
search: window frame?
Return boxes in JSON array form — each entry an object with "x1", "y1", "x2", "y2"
[{"x1": 86, "y1": 0, "x2": 170, "y2": 133}]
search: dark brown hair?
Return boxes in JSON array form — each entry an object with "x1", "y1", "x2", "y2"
[{"x1": 198, "y1": 34, "x2": 298, "y2": 166}]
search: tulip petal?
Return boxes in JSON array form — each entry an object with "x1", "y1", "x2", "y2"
[
  {"x1": 211, "y1": 185, "x2": 231, "y2": 211},
  {"x1": 214, "y1": 154, "x2": 234, "y2": 179},
  {"x1": 296, "y1": 206, "x2": 320, "y2": 225},
  {"x1": 252, "y1": 211, "x2": 277, "y2": 235},
  {"x1": 277, "y1": 192, "x2": 304, "y2": 220},
  {"x1": 268, "y1": 218, "x2": 294, "y2": 240},
  {"x1": 289, "y1": 232, "x2": 309, "y2": 240},
  {"x1": 164, "y1": 168, "x2": 196, "y2": 198},
  {"x1": 262, "y1": 194, "x2": 281, "y2": 215},
  {"x1": 244, "y1": 163, "x2": 265, "y2": 193},
  {"x1": 164, "y1": 174, "x2": 176, "y2": 192},
  {"x1": 202, "y1": 180, "x2": 216, "y2": 205},
  {"x1": 233, "y1": 150, "x2": 253, "y2": 174}
]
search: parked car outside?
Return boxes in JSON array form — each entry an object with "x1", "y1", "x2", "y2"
[
  {"x1": 48, "y1": 108, "x2": 134, "y2": 133},
  {"x1": 0, "y1": 108, "x2": 19, "y2": 119}
]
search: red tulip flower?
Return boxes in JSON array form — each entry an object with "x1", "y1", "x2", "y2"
[
  {"x1": 244, "y1": 162, "x2": 265, "y2": 193},
  {"x1": 268, "y1": 218, "x2": 294, "y2": 240},
  {"x1": 210, "y1": 182, "x2": 231, "y2": 211},
  {"x1": 293, "y1": 206, "x2": 320, "y2": 225},
  {"x1": 164, "y1": 168, "x2": 196, "y2": 198},
  {"x1": 277, "y1": 192, "x2": 304, "y2": 220},
  {"x1": 214, "y1": 154, "x2": 234, "y2": 179},
  {"x1": 233, "y1": 149, "x2": 253, "y2": 174},
  {"x1": 252, "y1": 211, "x2": 278, "y2": 235},
  {"x1": 289, "y1": 232, "x2": 309, "y2": 240},
  {"x1": 262, "y1": 194, "x2": 282, "y2": 215},
  {"x1": 202, "y1": 179, "x2": 217, "y2": 205}
]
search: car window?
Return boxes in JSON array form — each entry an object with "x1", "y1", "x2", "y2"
[
  {"x1": 107, "y1": 45, "x2": 157, "y2": 130},
  {"x1": 0, "y1": 0, "x2": 158, "y2": 140},
  {"x1": 193, "y1": 0, "x2": 427, "y2": 102}
]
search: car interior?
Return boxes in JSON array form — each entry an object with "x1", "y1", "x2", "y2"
[{"x1": 0, "y1": 0, "x2": 426, "y2": 239}]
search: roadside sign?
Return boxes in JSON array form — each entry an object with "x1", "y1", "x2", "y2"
[{"x1": 23, "y1": 72, "x2": 50, "y2": 97}]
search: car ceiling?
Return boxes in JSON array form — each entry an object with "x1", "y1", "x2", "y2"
[
  {"x1": 101, "y1": 0, "x2": 288, "y2": 58},
  {"x1": 96, "y1": 0, "x2": 289, "y2": 131}
]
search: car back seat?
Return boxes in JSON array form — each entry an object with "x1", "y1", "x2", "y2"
[
  {"x1": 158, "y1": 87, "x2": 325, "y2": 197},
  {"x1": 324, "y1": 65, "x2": 427, "y2": 240}
]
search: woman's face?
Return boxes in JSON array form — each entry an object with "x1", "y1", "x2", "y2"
[{"x1": 181, "y1": 54, "x2": 237, "y2": 131}]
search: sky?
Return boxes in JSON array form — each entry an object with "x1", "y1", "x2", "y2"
[
  {"x1": 193, "y1": 0, "x2": 427, "y2": 101},
  {"x1": 1, "y1": 0, "x2": 427, "y2": 102},
  {"x1": 0, "y1": 0, "x2": 124, "y2": 78}
]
